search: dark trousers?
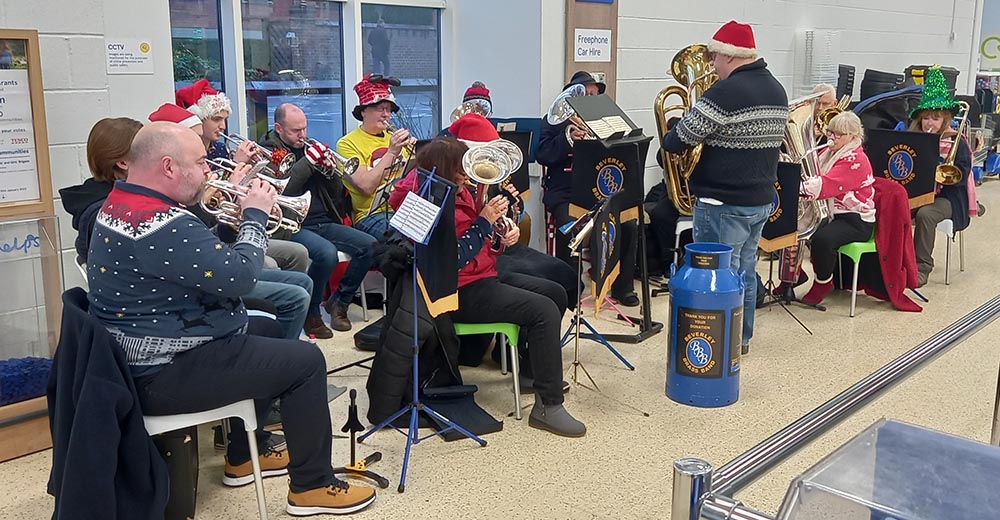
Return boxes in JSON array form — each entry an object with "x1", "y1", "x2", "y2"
[
  {"x1": 134, "y1": 334, "x2": 333, "y2": 492},
  {"x1": 809, "y1": 213, "x2": 874, "y2": 280},
  {"x1": 549, "y1": 202, "x2": 637, "y2": 296},
  {"x1": 451, "y1": 274, "x2": 566, "y2": 405}
]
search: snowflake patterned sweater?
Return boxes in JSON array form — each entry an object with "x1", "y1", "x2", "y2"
[
  {"x1": 662, "y1": 58, "x2": 789, "y2": 206},
  {"x1": 87, "y1": 181, "x2": 269, "y2": 374}
]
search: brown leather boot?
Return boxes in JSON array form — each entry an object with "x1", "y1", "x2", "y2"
[
  {"x1": 303, "y1": 314, "x2": 333, "y2": 339},
  {"x1": 330, "y1": 302, "x2": 352, "y2": 332}
]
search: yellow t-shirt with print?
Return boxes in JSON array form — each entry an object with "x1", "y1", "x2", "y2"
[{"x1": 337, "y1": 127, "x2": 411, "y2": 222}]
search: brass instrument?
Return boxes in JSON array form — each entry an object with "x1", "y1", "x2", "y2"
[
  {"x1": 221, "y1": 133, "x2": 295, "y2": 177},
  {"x1": 463, "y1": 142, "x2": 520, "y2": 253},
  {"x1": 935, "y1": 100, "x2": 970, "y2": 185},
  {"x1": 200, "y1": 179, "x2": 311, "y2": 236},
  {"x1": 207, "y1": 158, "x2": 289, "y2": 193},
  {"x1": 450, "y1": 99, "x2": 492, "y2": 123},
  {"x1": 815, "y1": 95, "x2": 852, "y2": 133},
  {"x1": 384, "y1": 123, "x2": 416, "y2": 176},
  {"x1": 302, "y1": 137, "x2": 360, "y2": 179},
  {"x1": 653, "y1": 44, "x2": 718, "y2": 216},
  {"x1": 545, "y1": 84, "x2": 594, "y2": 138}
]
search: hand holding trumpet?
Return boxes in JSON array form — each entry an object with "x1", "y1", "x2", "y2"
[
  {"x1": 239, "y1": 179, "x2": 278, "y2": 214},
  {"x1": 478, "y1": 195, "x2": 509, "y2": 225}
]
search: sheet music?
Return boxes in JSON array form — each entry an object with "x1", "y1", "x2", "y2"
[
  {"x1": 389, "y1": 190, "x2": 442, "y2": 245},
  {"x1": 585, "y1": 119, "x2": 614, "y2": 140},
  {"x1": 604, "y1": 116, "x2": 632, "y2": 135}
]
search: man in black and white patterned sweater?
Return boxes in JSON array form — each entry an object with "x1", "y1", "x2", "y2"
[
  {"x1": 662, "y1": 20, "x2": 789, "y2": 353},
  {"x1": 87, "y1": 122, "x2": 376, "y2": 516}
]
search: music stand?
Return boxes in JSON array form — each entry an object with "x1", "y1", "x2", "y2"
[
  {"x1": 566, "y1": 95, "x2": 663, "y2": 343},
  {"x1": 357, "y1": 169, "x2": 486, "y2": 493}
]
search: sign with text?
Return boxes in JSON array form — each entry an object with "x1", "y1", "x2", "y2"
[
  {"x1": 0, "y1": 69, "x2": 39, "y2": 204},
  {"x1": 574, "y1": 28, "x2": 612, "y2": 63},
  {"x1": 105, "y1": 38, "x2": 154, "y2": 75}
]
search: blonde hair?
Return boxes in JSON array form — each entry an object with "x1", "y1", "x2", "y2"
[{"x1": 826, "y1": 111, "x2": 864, "y2": 141}]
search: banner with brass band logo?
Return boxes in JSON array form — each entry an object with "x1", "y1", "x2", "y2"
[
  {"x1": 864, "y1": 129, "x2": 938, "y2": 209},
  {"x1": 675, "y1": 307, "x2": 725, "y2": 379},
  {"x1": 759, "y1": 162, "x2": 800, "y2": 253},
  {"x1": 589, "y1": 192, "x2": 625, "y2": 313},
  {"x1": 570, "y1": 139, "x2": 646, "y2": 223}
]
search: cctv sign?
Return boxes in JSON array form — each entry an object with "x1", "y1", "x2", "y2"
[{"x1": 105, "y1": 38, "x2": 154, "y2": 75}]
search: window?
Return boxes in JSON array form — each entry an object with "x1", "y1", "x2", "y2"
[
  {"x1": 361, "y1": 4, "x2": 441, "y2": 139},
  {"x1": 242, "y1": 0, "x2": 346, "y2": 144},
  {"x1": 169, "y1": 0, "x2": 225, "y2": 92}
]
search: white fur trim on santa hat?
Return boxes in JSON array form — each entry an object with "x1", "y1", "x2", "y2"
[
  {"x1": 708, "y1": 39, "x2": 757, "y2": 59},
  {"x1": 189, "y1": 92, "x2": 232, "y2": 120},
  {"x1": 178, "y1": 113, "x2": 202, "y2": 128}
]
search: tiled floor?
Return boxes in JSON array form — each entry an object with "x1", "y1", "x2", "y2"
[{"x1": 3, "y1": 181, "x2": 1000, "y2": 520}]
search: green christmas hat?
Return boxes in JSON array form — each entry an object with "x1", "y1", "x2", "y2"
[{"x1": 909, "y1": 67, "x2": 959, "y2": 119}]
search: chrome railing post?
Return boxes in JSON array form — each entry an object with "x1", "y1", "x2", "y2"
[{"x1": 671, "y1": 458, "x2": 713, "y2": 520}]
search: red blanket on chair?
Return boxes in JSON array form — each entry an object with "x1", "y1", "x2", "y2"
[{"x1": 857, "y1": 178, "x2": 922, "y2": 312}]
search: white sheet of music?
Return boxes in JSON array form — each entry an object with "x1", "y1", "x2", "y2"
[
  {"x1": 390, "y1": 190, "x2": 442, "y2": 245},
  {"x1": 604, "y1": 116, "x2": 632, "y2": 134},
  {"x1": 585, "y1": 119, "x2": 614, "y2": 140}
]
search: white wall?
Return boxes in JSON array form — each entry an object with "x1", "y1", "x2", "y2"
[
  {"x1": 616, "y1": 0, "x2": 984, "y2": 194},
  {"x1": 2, "y1": 0, "x2": 175, "y2": 291}
]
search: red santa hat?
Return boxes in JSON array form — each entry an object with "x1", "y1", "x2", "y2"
[
  {"x1": 148, "y1": 103, "x2": 201, "y2": 128},
  {"x1": 352, "y1": 73, "x2": 399, "y2": 121},
  {"x1": 708, "y1": 20, "x2": 757, "y2": 59},
  {"x1": 175, "y1": 78, "x2": 232, "y2": 120},
  {"x1": 449, "y1": 114, "x2": 499, "y2": 146}
]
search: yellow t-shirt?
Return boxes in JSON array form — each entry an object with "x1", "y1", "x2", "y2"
[{"x1": 337, "y1": 127, "x2": 411, "y2": 222}]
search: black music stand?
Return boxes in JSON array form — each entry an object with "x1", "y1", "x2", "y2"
[
  {"x1": 357, "y1": 169, "x2": 486, "y2": 493},
  {"x1": 566, "y1": 95, "x2": 662, "y2": 343}
]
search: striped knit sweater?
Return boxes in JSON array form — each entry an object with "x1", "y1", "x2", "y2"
[{"x1": 662, "y1": 59, "x2": 789, "y2": 206}]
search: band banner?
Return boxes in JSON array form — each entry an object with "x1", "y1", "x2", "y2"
[
  {"x1": 570, "y1": 139, "x2": 646, "y2": 222},
  {"x1": 864, "y1": 129, "x2": 938, "y2": 209},
  {"x1": 759, "y1": 162, "x2": 801, "y2": 253},
  {"x1": 412, "y1": 169, "x2": 458, "y2": 317},
  {"x1": 590, "y1": 192, "x2": 624, "y2": 313}
]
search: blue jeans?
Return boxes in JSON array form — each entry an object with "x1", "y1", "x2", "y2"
[
  {"x1": 290, "y1": 222, "x2": 376, "y2": 315},
  {"x1": 354, "y1": 211, "x2": 393, "y2": 240},
  {"x1": 692, "y1": 199, "x2": 771, "y2": 346},
  {"x1": 248, "y1": 269, "x2": 312, "y2": 339}
]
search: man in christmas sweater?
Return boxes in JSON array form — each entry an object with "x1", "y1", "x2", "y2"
[
  {"x1": 661, "y1": 20, "x2": 789, "y2": 352},
  {"x1": 87, "y1": 122, "x2": 376, "y2": 516}
]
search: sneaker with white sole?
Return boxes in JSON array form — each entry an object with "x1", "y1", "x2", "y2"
[
  {"x1": 222, "y1": 447, "x2": 289, "y2": 487},
  {"x1": 286, "y1": 480, "x2": 376, "y2": 516}
]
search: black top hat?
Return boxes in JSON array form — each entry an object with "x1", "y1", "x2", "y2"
[{"x1": 563, "y1": 71, "x2": 606, "y2": 94}]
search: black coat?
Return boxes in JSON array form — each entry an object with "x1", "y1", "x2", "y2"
[
  {"x1": 59, "y1": 179, "x2": 114, "y2": 262},
  {"x1": 259, "y1": 129, "x2": 350, "y2": 229},
  {"x1": 46, "y1": 288, "x2": 168, "y2": 520},
  {"x1": 536, "y1": 117, "x2": 574, "y2": 209},
  {"x1": 939, "y1": 136, "x2": 972, "y2": 232},
  {"x1": 366, "y1": 239, "x2": 463, "y2": 424}
]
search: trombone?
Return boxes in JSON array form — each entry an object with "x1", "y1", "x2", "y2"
[
  {"x1": 220, "y1": 133, "x2": 295, "y2": 177},
  {"x1": 200, "y1": 179, "x2": 311, "y2": 236},
  {"x1": 936, "y1": 100, "x2": 971, "y2": 185},
  {"x1": 302, "y1": 137, "x2": 360, "y2": 180}
]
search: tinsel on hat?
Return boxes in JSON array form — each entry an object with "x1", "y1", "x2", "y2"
[{"x1": 910, "y1": 67, "x2": 959, "y2": 119}]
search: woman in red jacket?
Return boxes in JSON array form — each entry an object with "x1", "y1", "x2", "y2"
[
  {"x1": 389, "y1": 137, "x2": 586, "y2": 438},
  {"x1": 799, "y1": 111, "x2": 876, "y2": 305}
]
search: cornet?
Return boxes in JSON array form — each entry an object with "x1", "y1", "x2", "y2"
[
  {"x1": 302, "y1": 138, "x2": 360, "y2": 180},
  {"x1": 221, "y1": 133, "x2": 295, "y2": 177},
  {"x1": 201, "y1": 179, "x2": 311, "y2": 236},
  {"x1": 383, "y1": 124, "x2": 416, "y2": 175},
  {"x1": 207, "y1": 158, "x2": 289, "y2": 193}
]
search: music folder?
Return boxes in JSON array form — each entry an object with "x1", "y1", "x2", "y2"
[{"x1": 567, "y1": 94, "x2": 644, "y2": 142}]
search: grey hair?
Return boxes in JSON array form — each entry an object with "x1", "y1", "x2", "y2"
[
  {"x1": 826, "y1": 111, "x2": 864, "y2": 141},
  {"x1": 813, "y1": 83, "x2": 836, "y2": 96}
]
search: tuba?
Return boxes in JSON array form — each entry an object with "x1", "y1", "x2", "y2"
[
  {"x1": 935, "y1": 100, "x2": 970, "y2": 185},
  {"x1": 302, "y1": 138, "x2": 360, "y2": 180},
  {"x1": 463, "y1": 141, "x2": 521, "y2": 253},
  {"x1": 654, "y1": 44, "x2": 718, "y2": 216}
]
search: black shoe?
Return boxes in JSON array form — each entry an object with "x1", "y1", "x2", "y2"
[{"x1": 612, "y1": 292, "x2": 640, "y2": 307}]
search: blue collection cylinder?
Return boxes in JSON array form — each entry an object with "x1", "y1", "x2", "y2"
[{"x1": 667, "y1": 243, "x2": 745, "y2": 407}]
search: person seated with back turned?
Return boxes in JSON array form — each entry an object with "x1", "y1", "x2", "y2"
[
  {"x1": 86, "y1": 121, "x2": 376, "y2": 516},
  {"x1": 390, "y1": 136, "x2": 586, "y2": 438}
]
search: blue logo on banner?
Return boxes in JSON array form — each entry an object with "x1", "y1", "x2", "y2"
[
  {"x1": 769, "y1": 192, "x2": 780, "y2": 218},
  {"x1": 686, "y1": 338, "x2": 712, "y2": 369},
  {"x1": 888, "y1": 150, "x2": 914, "y2": 180},
  {"x1": 597, "y1": 165, "x2": 624, "y2": 198}
]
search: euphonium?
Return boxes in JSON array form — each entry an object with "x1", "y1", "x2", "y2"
[
  {"x1": 302, "y1": 137, "x2": 360, "y2": 179},
  {"x1": 464, "y1": 143, "x2": 519, "y2": 253},
  {"x1": 935, "y1": 100, "x2": 970, "y2": 186},
  {"x1": 221, "y1": 133, "x2": 295, "y2": 177},
  {"x1": 201, "y1": 179, "x2": 311, "y2": 236},
  {"x1": 653, "y1": 44, "x2": 718, "y2": 216},
  {"x1": 545, "y1": 84, "x2": 594, "y2": 138},
  {"x1": 450, "y1": 99, "x2": 492, "y2": 123}
]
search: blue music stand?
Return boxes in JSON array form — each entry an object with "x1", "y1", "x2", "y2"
[{"x1": 357, "y1": 169, "x2": 486, "y2": 493}]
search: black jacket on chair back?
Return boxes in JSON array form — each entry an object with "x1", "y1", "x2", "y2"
[{"x1": 46, "y1": 288, "x2": 168, "y2": 520}]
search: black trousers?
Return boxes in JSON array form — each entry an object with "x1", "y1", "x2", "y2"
[
  {"x1": 809, "y1": 213, "x2": 874, "y2": 280},
  {"x1": 451, "y1": 274, "x2": 566, "y2": 405},
  {"x1": 549, "y1": 202, "x2": 637, "y2": 296},
  {"x1": 134, "y1": 333, "x2": 333, "y2": 492}
]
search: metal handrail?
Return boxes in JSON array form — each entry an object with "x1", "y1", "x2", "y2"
[{"x1": 672, "y1": 294, "x2": 1000, "y2": 520}]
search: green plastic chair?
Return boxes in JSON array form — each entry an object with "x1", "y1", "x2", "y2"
[
  {"x1": 453, "y1": 322, "x2": 523, "y2": 419},
  {"x1": 837, "y1": 233, "x2": 877, "y2": 317}
]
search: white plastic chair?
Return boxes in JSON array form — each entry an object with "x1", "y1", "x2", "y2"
[
  {"x1": 936, "y1": 219, "x2": 965, "y2": 285},
  {"x1": 75, "y1": 259, "x2": 89, "y2": 291},
  {"x1": 143, "y1": 400, "x2": 268, "y2": 520},
  {"x1": 675, "y1": 217, "x2": 694, "y2": 265}
]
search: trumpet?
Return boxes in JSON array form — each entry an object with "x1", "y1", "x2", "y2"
[
  {"x1": 221, "y1": 133, "x2": 296, "y2": 177},
  {"x1": 301, "y1": 138, "x2": 360, "y2": 179},
  {"x1": 464, "y1": 143, "x2": 520, "y2": 253},
  {"x1": 545, "y1": 84, "x2": 594, "y2": 138},
  {"x1": 936, "y1": 100, "x2": 970, "y2": 186},
  {"x1": 207, "y1": 158, "x2": 289, "y2": 193},
  {"x1": 201, "y1": 179, "x2": 311, "y2": 236},
  {"x1": 383, "y1": 124, "x2": 416, "y2": 175}
]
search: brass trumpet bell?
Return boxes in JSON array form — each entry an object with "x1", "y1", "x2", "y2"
[
  {"x1": 221, "y1": 133, "x2": 295, "y2": 177},
  {"x1": 935, "y1": 100, "x2": 971, "y2": 186},
  {"x1": 303, "y1": 137, "x2": 360, "y2": 179}
]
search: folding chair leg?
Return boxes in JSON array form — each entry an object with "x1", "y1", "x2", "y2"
[
  {"x1": 850, "y1": 261, "x2": 860, "y2": 318},
  {"x1": 508, "y1": 335, "x2": 522, "y2": 420},
  {"x1": 959, "y1": 230, "x2": 965, "y2": 272},
  {"x1": 245, "y1": 429, "x2": 269, "y2": 520},
  {"x1": 945, "y1": 237, "x2": 952, "y2": 285},
  {"x1": 359, "y1": 280, "x2": 369, "y2": 322}
]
